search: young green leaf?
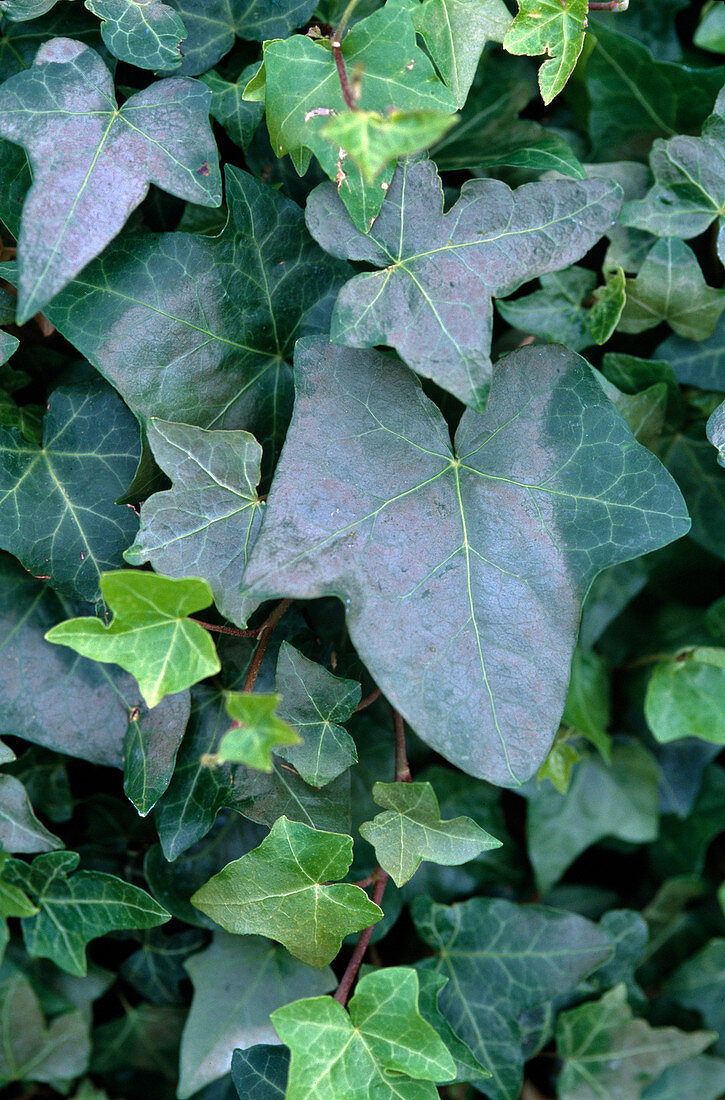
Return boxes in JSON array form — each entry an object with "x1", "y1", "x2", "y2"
[
  {"x1": 191, "y1": 816, "x2": 382, "y2": 966},
  {"x1": 241, "y1": 337, "x2": 689, "y2": 787},
  {"x1": 125, "y1": 419, "x2": 265, "y2": 627},
  {"x1": 497, "y1": 265, "x2": 625, "y2": 352},
  {"x1": 504, "y1": 0, "x2": 588, "y2": 105},
  {"x1": 306, "y1": 158, "x2": 622, "y2": 407},
  {"x1": 410, "y1": 0, "x2": 511, "y2": 108},
  {"x1": 274, "y1": 641, "x2": 360, "y2": 787},
  {"x1": 359, "y1": 781, "x2": 501, "y2": 887},
  {"x1": 0, "y1": 774, "x2": 63, "y2": 853},
  {"x1": 556, "y1": 983, "x2": 715, "y2": 1099},
  {"x1": 5, "y1": 851, "x2": 170, "y2": 975},
  {"x1": 645, "y1": 650, "x2": 725, "y2": 744},
  {"x1": 271, "y1": 967, "x2": 456, "y2": 1100},
  {"x1": 619, "y1": 239, "x2": 725, "y2": 340},
  {"x1": 321, "y1": 109, "x2": 457, "y2": 185},
  {"x1": 45, "y1": 571, "x2": 221, "y2": 708},
  {"x1": 84, "y1": 0, "x2": 187, "y2": 70},
  {"x1": 695, "y1": 1, "x2": 725, "y2": 53},
  {"x1": 0, "y1": 38, "x2": 221, "y2": 321},
  {"x1": 122, "y1": 689, "x2": 190, "y2": 816},
  {"x1": 215, "y1": 692, "x2": 301, "y2": 771}
]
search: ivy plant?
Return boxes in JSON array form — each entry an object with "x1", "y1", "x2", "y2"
[{"x1": 0, "y1": 0, "x2": 724, "y2": 1099}]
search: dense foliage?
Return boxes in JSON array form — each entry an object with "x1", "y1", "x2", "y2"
[{"x1": 1, "y1": 0, "x2": 725, "y2": 1098}]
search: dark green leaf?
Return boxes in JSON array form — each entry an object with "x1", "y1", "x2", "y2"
[
  {"x1": 666, "y1": 938, "x2": 725, "y2": 1049},
  {"x1": 201, "y1": 65, "x2": 264, "y2": 150},
  {"x1": 0, "y1": 774, "x2": 63, "y2": 853},
  {"x1": 123, "y1": 688, "x2": 190, "y2": 815},
  {"x1": 120, "y1": 927, "x2": 206, "y2": 1005},
  {"x1": 231, "y1": 1045, "x2": 289, "y2": 1100},
  {"x1": 657, "y1": 314, "x2": 725, "y2": 390},
  {"x1": 0, "y1": 966, "x2": 90, "y2": 1088},
  {"x1": 84, "y1": 0, "x2": 187, "y2": 70},
  {"x1": 643, "y1": 1055, "x2": 725, "y2": 1100},
  {"x1": 91, "y1": 1004, "x2": 185, "y2": 1078},
  {"x1": 619, "y1": 239, "x2": 725, "y2": 340}
]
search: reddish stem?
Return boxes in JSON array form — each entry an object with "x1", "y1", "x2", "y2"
[
  {"x1": 355, "y1": 686, "x2": 382, "y2": 712},
  {"x1": 588, "y1": 0, "x2": 628, "y2": 8},
  {"x1": 193, "y1": 619, "x2": 262, "y2": 638},
  {"x1": 392, "y1": 708, "x2": 412, "y2": 783},
  {"x1": 241, "y1": 599, "x2": 293, "y2": 694},
  {"x1": 331, "y1": 37, "x2": 357, "y2": 110},
  {"x1": 333, "y1": 870, "x2": 389, "y2": 1006}
]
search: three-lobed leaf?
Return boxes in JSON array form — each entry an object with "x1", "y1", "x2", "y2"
[
  {"x1": 619, "y1": 239, "x2": 725, "y2": 340},
  {"x1": 215, "y1": 692, "x2": 301, "y2": 771},
  {"x1": 504, "y1": 0, "x2": 588, "y2": 105}
]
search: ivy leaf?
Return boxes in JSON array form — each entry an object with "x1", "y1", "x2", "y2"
[
  {"x1": 0, "y1": 38, "x2": 221, "y2": 322},
  {"x1": 645, "y1": 649, "x2": 725, "y2": 745},
  {"x1": 643, "y1": 1056, "x2": 725, "y2": 1100},
  {"x1": 666, "y1": 939, "x2": 725, "y2": 1048},
  {"x1": 45, "y1": 571, "x2": 221, "y2": 708},
  {"x1": 708, "y1": 400, "x2": 725, "y2": 467},
  {"x1": 497, "y1": 265, "x2": 625, "y2": 352},
  {"x1": 416, "y1": 971, "x2": 491, "y2": 1082},
  {"x1": 125, "y1": 419, "x2": 264, "y2": 627},
  {"x1": 5, "y1": 851, "x2": 169, "y2": 975},
  {"x1": 191, "y1": 816, "x2": 382, "y2": 967},
  {"x1": 661, "y1": 425, "x2": 725, "y2": 560},
  {"x1": 274, "y1": 641, "x2": 360, "y2": 787},
  {"x1": 91, "y1": 1003, "x2": 185, "y2": 1079},
  {"x1": 179, "y1": 931, "x2": 334, "y2": 1098},
  {"x1": 695, "y1": 1, "x2": 725, "y2": 53},
  {"x1": 0, "y1": 379, "x2": 140, "y2": 603},
  {"x1": 306, "y1": 158, "x2": 622, "y2": 407},
  {"x1": 241, "y1": 338, "x2": 689, "y2": 787},
  {"x1": 201, "y1": 65, "x2": 265, "y2": 150},
  {"x1": 247, "y1": 0, "x2": 457, "y2": 231},
  {"x1": 84, "y1": 0, "x2": 187, "y2": 70},
  {"x1": 562, "y1": 646, "x2": 612, "y2": 757},
  {"x1": 619, "y1": 239, "x2": 725, "y2": 340},
  {"x1": 43, "y1": 166, "x2": 347, "y2": 467},
  {"x1": 623, "y1": 89, "x2": 725, "y2": 243},
  {"x1": 0, "y1": 967, "x2": 90, "y2": 1089},
  {"x1": 123, "y1": 689, "x2": 190, "y2": 816},
  {"x1": 0, "y1": 774, "x2": 63, "y2": 853},
  {"x1": 504, "y1": 0, "x2": 587, "y2": 105},
  {"x1": 215, "y1": 692, "x2": 301, "y2": 771},
  {"x1": 411, "y1": 896, "x2": 613, "y2": 1100},
  {"x1": 410, "y1": 0, "x2": 511, "y2": 108},
  {"x1": 556, "y1": 983, "x2": 715, "y2": 1099},
  {"x1": 120, "y1": 927, "x2": 206, "y2": 1005},
  {"x1": 271, "y1": 967, "x2": 456, "y2": 1100},
  {"x1": 232, "y1": 1046, "x2": 289, "y2": 1099},
  {"x1": 232, "y1": 763, "x2": 352, "y2": 835},
  {"x1": 359, "y1": 781, "x2": 501, "y2": 887},
  {"x1": 0, "y1": 0, "x2": 59, "y2": 18},
  {"x1": 321, "y1": 109, "x2": 457, "y2": 185}
]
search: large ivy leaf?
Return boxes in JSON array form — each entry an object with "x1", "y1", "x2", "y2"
[
  {"x1": 0, "y1": 966, "x2": 90, "y2": 1089},
  {"x1": 84, "y1": 0, "x2": 187, "y2": 70},
  {"x1": 43, "y1": 166, "x2": 347, "y2": 465},
  {"x1": 410, "y1": 0, "x2": 511, "y2": 108},
  {"x1": 619, "y1": 239, "x2": 725, "y2": 340},
  {"x1": 125, "y1": 419, "x2": 264, "y2": 627},
  {"x1": 271, "y1": 967, "x2": 456, "y2": 1100},
  {"x1": 0, "y1": 38, "x2": 221, "y2": 321},
  {"x1": 274, "y1": 642, "x2": 360, "y2": 786},
  {"x1": 5, "y1": 851, "x2": 169, "y2": 975},
  {"x1": 191, "y1": 816, "x2": 382, "y2": 966},
  {"x1": 179, "y1": 932, "x2": 334, "y2": 1098},
  {"x1": 241, "y1": 338, "x2": 689, "y2": 787},
  {"x1": 246, "y1": 0, "x2": 457, "y2": 231},
  {"x1": 306, "y1": 158, "x2": 622, "y2": 407},
  {"x1": 0, "y1": 774, "x2": 63, "y2": 853},
  {"x1": 359, "y1": 781, "x2": 501, "y2": 887},
  {"x1": 556, "y1": 983, "x2": 715, "y2": 1099},
  {"x1": 231, "y1": 1045, "x2": 289, "y2": 1099},
  {"x1": 45, "y1": 571, "x2": 221, "y2": 708},
  {"x1": 503, "y1": 0, "x2": 587, "y2": 105},
  {"x1": 0, "y1": 378, "x2": 140, "y2": 602},
  {"x1": 412, "y1": 896, "x2": 613, "y2": 1100}
]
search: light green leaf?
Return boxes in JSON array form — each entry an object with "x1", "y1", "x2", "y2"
[
  {"x1": 504, "y1": 0, "x2": 588, "y2": 104},
  {"x1": 562, "y1": 646, "x2": 612, "y2": 758},
  {"x1": 0, "y1": 38, "x2": 221, "y2": 321},
  {"x1": 215, "y1": 692, "x2": 301, "y2": 771},
  {"x1": 588, "y1": 266, "x2": 626, "y2": 343},
  {"x1": 322, "y1": 108, "x2": 457, "y2": 185},
  {"x1": 707, "y1": 400, "x2": 725, "y2": 468},
  {"x1": 695, "y1": 1, "x2": 725, "y2": 53},
  {"x1": 536, "y1": 732, "x2": 581, "y2": 794},
  {"x1": 556, "y1": 983, "x2": 715, "y2": 1099},
  {"x1": 5, "y1": 851, "x2": 169, "y2": 975},
  {"x1": 0, "y1": 858, "x2": 38, "y2": 919},
  {"x1": 125, "y1": 419, "x2": 265, "y2": 627},
  {"x1": 272, "y1": 967, "x2": 456, "y2": 1100},
  {"x1": 0, "y1": 378, "x2": 140, "y2": 603},
  {"x1": 359, "y1": 781, "x2": 501, "y2": 887},
  {"x1": 241, "y1": 337, "x2": 688, "y2": 787},
  {"x1": 200, "y1": 64, "x2": 265, "y2": 150},
  {"x1": 274, "y1": 641, "x2": 360, "y2": 787},
  {"x1": 45, "y1": 571, "x2": 221, "y2": 709},
  {"x1": 191, "y1": 816, "x2": 381, "y2": 966},
  {"x1": 179, "y1": 931, "x2": 335, "y2": 1098},
  {"x1": 123, "y1": 689, "x2": 190, "y2": 816},
  {"x1": 0, "y1": 775, "x2": 63, "y2": 854},
  {"x1": 619, "y1": 239, "x2": 725, "y2": 340},
  {"x1": 84, "y1": 0, "x2": 187, "y2": 69},
  {"x1": 646, "y1": 649, "x2": 725, "y2": 745},
  {"x1": 307, "y1": 158, "x2": 622, "y2": 407},
  {"x1": 0, "y1": 967, "x2": 90, "y2": 1089},
  {"x1": 410, "y1": 0, "x2": 511, "y2": 107}
]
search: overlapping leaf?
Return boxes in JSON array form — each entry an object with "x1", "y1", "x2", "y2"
[
  {"x1": 215, "y1": 692, "x2": 301, "y2": 771},
  {"x1": 84, "y1": 0, "x2": 186, "y2": 69},
  {"x1": 123, "y1": 688, "x2": 190, "y2": 815},
  {"x1": 0, "y1": 38, "x2": 221, "y2": 320},
  {"x1": 231, "y1": 1045, "x2": 289, "y2": 1099},
  {"x1": 241, "y1": 337, "x2": 688, "y2": 786},
  {"x1": 201, "y1": 65, "x2": 264, "y2": 150},
  {"x1": 619, "y1": 239, "x2": 725, "y2": 340},
  {"x1": 0, "y1": 967, "x2": 90, "y2": 1088},
  {"x1": 504, "y1": 0, "x2": 587, "y2": 105},
  {"x1": 410, "y1": 0, "x2": 511, "y2": 108},
  {"x1": 0, "y1": 774, "x2": 62, "y2": 853},
  {"x1": 306, "y1": 158, "x2": 622, "y2": 406},
  {"x1": 645, "y1": 648, "x2": 725, "y2": 745}
]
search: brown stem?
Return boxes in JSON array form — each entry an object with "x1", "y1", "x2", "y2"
[
  {"x1": 331, "y1": 37, "x2": 357, "y2": 110},
  {"x1": 355, "y1": 686, "x2": 382, "y2": 712},
  {"x1": 194, "y1": 619, "x2": 262, "y2": 638},
  {"x1": 333, "y1": 869, "x2": 389, "y2": 1006},
  {"x1": 241, "y1": 599, "x2": 293, "y2": 693},
  {"x1": 392, "y1": 707, "x2": 412, "y2": 783}
]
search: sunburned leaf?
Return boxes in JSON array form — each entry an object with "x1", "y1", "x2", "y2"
[
  {"x1": 0, "y1": 966, "x2": 90, "y2": 1088},
  {"x1": 619, "y1": 239, "x2": 725, "y2": 340},
  {"x1": 556, "y1": 983, "x2": 715, "y2": 1099},
  {"x1": 0, "y1": 774, "x2": 63, "y2": 853},
  {"x1": 45, "y1": 571, "x2": 221, "y2": 708},
  {"x1": 645, "y1": 648, "x2": 725, "y2": 745},
  {"x1": 359, "y1": 781, "x2": 501, "y2": 887},
  {"x1": 191, "y1": 816, "x2": 382, "y2": 967},
  {"x1": 0, "y1": 378, "x2": 140, "y2": 603},
  {"x1": 5, "y1": 850, "x2": 169, "y2": 975},
  {"x1": 708, "y1": 400, "x2": 725, "y2": 467},
  {"x1": 306, "y1": 158, "x2": 622, "y2": 407},
  {"x1": 246, "y1": 0, "x2": 457, "y2": 231},
  {"x1": 0, "y1": 38, "x2": 221, "y2": 321},
  {"x1": 274, "y1": 642, "x2": 360, "y2": 787},
  {"x1": 214, "y1": 692, "x2": 301, "y2": 771},
  {"x1": 125, "y1": 419, "x2": 265, "y2": 627},
  {"x1": 410, "y1": 0, "x2": 511, "y2": 108},
  {"x1": 231, "y1": 1045, "x2": 290, "y2": 1099},
  {"x1": 271, "y1": 967, "x2": 456, "y2": 1100},
  {"x1": 84, "y1": 0, "x2": 187, "y2": 69},
  {"x1": 321, "y1": 109, "x2": 457, "y2": 185},
  {"x1": 123, "y1": 689, "x2": 190, "y2": 815},
  {"x1": 623, "y1": 89, "x2": 725, "y2": 243},
  {"x1": 412, "y1": 896, "x2": 614, "y2": 1100},
  {"x1": 504, "y1": 0, "x2": 588, "y2": 105},
  {"x1": 241, "y1": 338, "x2": 689, "y2": 787},
  {"x1": 201, "y1": 65, "x2": 265, "y2": 150}
]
